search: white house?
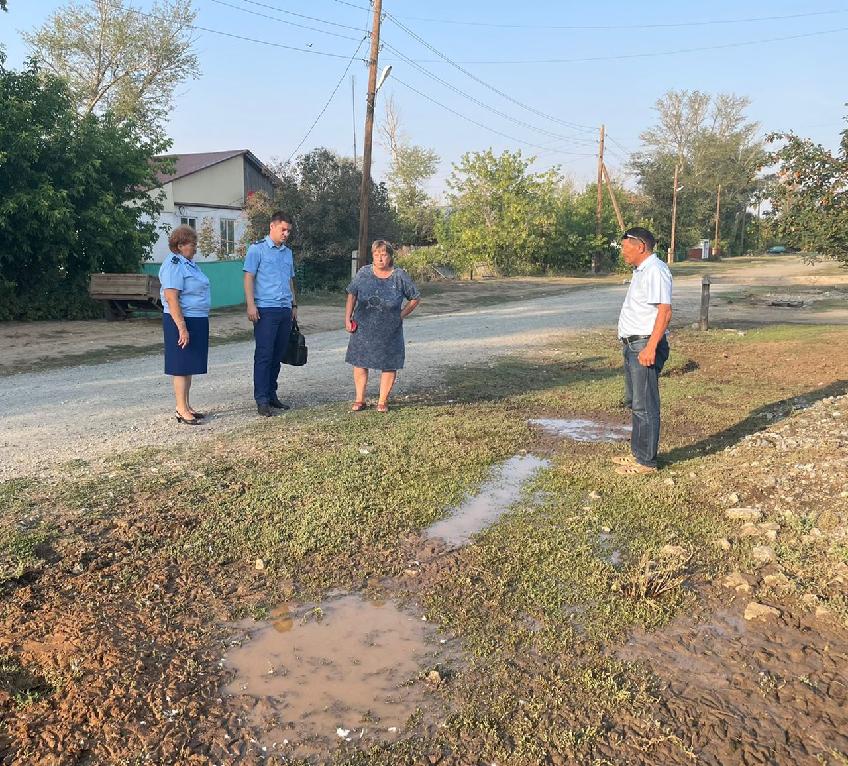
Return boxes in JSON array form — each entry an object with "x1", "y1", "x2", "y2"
[{"x1": 150, "y1": 150, "x2": 280, "y2": 263}]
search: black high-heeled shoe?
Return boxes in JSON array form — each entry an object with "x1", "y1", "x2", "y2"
[
  {"x1": 189, "y1": 411, "x2": 205, "y2": 419},
  {"x1": 175, "y1": 411, "x2": 201, "y2": 425}
]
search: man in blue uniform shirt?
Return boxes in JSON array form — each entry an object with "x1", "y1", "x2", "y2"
[{"x1": 243, "y1": 210, "x2": 298, "y2": 417}]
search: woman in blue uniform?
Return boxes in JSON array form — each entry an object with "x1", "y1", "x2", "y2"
[{"x1": 158, "y1": 225, "x2": 211, "y2": 425}]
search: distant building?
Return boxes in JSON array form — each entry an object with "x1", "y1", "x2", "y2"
[{"x1": 149, "y1": 150, "x2": 280, "y2": 263}]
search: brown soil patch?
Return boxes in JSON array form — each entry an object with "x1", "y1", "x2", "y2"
[{"x1": 617, "y1": 595, "x2": 848, "y2": 765}]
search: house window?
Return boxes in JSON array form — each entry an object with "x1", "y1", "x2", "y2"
[
  {"x1": 219, "y1": 218, "x2": 237, "y2": 256},
  {"x1": 180, "y1": 216, "x2": 197, "y2": 229}
]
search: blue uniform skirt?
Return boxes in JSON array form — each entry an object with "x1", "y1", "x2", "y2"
[{"x1": 163, "y1": 314, "x2": 209, "y2": 375}]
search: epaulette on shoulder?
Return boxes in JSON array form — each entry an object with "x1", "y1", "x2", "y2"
[
  {"x1": 252, "y1": 239, "x2": 264, "y2": 245},
  {"x1": 170, "y1": 255, "x2": 180, "y2": 264}
]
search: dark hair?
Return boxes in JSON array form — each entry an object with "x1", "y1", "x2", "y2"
[
  {"x1": 270, "y1": 210, "x2": 293, "y2": 225},
  {"x1": 622, "y1": 226, "x2": 656, "y2": 252},
  {"x1": 168, "y1": 224, "x2": 198, "y2": 254},
  {"x1": 371, "y1": 239, "x2": 394, "y2": 266}
]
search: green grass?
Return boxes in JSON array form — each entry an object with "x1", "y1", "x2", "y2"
[
  {"x1": 0, "y1": 480, "x2": 51, "y2": 592},
  {"x1": 3, "y1": 323, "x2": 848, "y2": 765}
]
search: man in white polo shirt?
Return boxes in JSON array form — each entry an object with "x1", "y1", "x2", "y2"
[{"x1": 614, "y1": 227, "x2": 673, "y2": 474}]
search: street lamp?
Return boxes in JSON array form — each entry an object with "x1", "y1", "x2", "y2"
[{"x1": 376, "y1": 65, "x2": 392, "y2": 92}]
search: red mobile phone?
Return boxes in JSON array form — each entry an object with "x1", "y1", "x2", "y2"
[{"x1": 349, "y1": 320, "x2": 358, "y2": 332}]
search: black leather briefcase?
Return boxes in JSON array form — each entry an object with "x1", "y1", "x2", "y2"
[{"x1": 283, "y1": 320, "x2": 308, "y2": 366}]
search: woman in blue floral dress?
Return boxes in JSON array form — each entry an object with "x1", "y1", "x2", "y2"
[{"x1": 344, "y1": 240, "x2": 420, "y2": 412}]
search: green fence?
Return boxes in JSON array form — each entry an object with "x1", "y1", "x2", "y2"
[{"x1": 143, "y1": 259, "x2": 246, "y2": 309}]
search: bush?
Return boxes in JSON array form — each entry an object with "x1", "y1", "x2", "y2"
[{"x1": 396, "y1": 245, "x2": 461, "y2": 282}]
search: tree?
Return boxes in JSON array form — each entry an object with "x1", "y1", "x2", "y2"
[
  {"x1": 765, "y1": 119, "x2": 848, "y2": 265},
  {"x1": 631, "y1": 90, "x2": 765, "y2": 258},
  {"x1": 551, "y1": 179, "x2": 641, "y2": 272},
  {"x1": 1, "y1": 2, "x2": 8, "y2": 12},
  {"x1": 0, "y1": 54, "x2": 168, "y2": 320},
  {"x1": 438, "y1": 149, "x2": 559, "y2": 276},
  {"x1": 196, "y1": 217, "x2": 221, "y2": 260},
  {"x1": 24, "y1": 0, "x2": 199, "y2": 140},
  {"x1": 380, "y1": 97, "x2": 440, "y2": 245},
  {"x1": 242, "y1": 149, "x2": 399, "y2": 290}
]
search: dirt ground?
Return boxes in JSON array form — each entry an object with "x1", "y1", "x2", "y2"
[{"x1": 2, "y1": 255, "x2": 848, "y2": 766}]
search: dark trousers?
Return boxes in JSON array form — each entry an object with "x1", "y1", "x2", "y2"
[
  {"x1": 622, "y1": 336, "x2": 669, "y2": 468},
  {"x1": 253, "y1": 307, "x2": 292, "y2": 405}
]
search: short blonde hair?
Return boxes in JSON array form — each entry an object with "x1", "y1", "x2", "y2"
[
  {"x1": 168, "y1": 224, "x2": 198, "y2": 254},
  {"x1": 371, "y1": 239, "x2": 394, "y2": 265}
]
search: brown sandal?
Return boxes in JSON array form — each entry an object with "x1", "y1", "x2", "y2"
[
  {"x1": 351, "y1": 401, "x2": 367, "y2": 412},
  {"x1": 611, "y1": 454, "x2": 638, "y2": 466},
  {"x1": 376, "y1": 402, "x2": 389, "y2": 413},
  {"x1": 614, "y1": 462, "x2": 657, "y2": 475}
]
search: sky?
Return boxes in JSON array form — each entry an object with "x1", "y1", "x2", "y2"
[{"x1": 2, "y1": 0, "x2": 847, "y2": 199}]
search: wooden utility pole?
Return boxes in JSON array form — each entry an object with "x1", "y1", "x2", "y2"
[
  {"x1": 668, "y1": 163, "x2": 680, "y2": 264},
  {"x1": 713, "y1": 183, "x2": 722, "y2": 258},
  {"x1": 356, "y1": 0, "x2": 383, "y2": 271},
  {"x1": 601, "y1": 163, "x2": 624, "y2": 231},
  {"x1": 593, "y1": 124, "x2": 605, "y2": 273}
]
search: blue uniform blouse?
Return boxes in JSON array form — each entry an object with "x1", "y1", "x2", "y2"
[{"x1": 158, "y1": 254, "x2": 212, "y2": 317}]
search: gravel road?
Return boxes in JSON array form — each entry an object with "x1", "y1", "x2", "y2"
[{"x1": 0, "y1": 279, "x2": 727, "y2": 479}]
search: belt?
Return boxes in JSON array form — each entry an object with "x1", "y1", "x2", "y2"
[{"x1": 620, "y1": 334, "x2": 651, "y2": 343}]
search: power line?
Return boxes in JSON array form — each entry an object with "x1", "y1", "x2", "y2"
[
  {"x1": 213, "y1": 0, "x2": 367, "y2": 32},
  {"x1": 380, "y1": 38, "x2": 596, "y2": 146},
  {"x1": 605, "y1": 134, "x2": 632, "y2": 154},
  {"x1": 379, "y1": 7, "x2": 848, "y2": 30},
  {"x1": 322, "y1": 0, "x2": 370, "y2": 9},
  {"x1": 406, "y1": 24, "x2": 848, "y2": 64},
  {"x1": 207, "y1": 0, "x2": 596, "y2": 147},
  {"x1": 383, "y1": 10, "x2": 598, "y2": 134},
  {"x1": 604, "y1": 134, "x2": 633, "y2": 157},
  {"x1": 391, "y1": 75, "x2": 594, "y2": 157},
  {"x1": 209, "y1": 0, "x2": 362, "y2": 40},
  {"x1": 285, "y1": 36, "x2": 368, "y2": 164},
  {"x1": 127, "y1": 6, "x2": 361, "y2": 58}
]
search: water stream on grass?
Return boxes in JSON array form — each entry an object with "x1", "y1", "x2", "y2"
[
  {"x1": 529, "y1": 418, "x2": 631, "y2": 442},
  {"x1": 424, "y1": 454, "x2": 550, "y2": 547},
  {"x1": 222, "y1": 594, "x2": 452, "y2": 757}
]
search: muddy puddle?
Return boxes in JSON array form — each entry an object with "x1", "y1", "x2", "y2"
[
  {"x1": 221, "y1": 594, "x2": 453, "y2": 758},
  {"x1": 529, "y1": 417, "x2": 631, "y2": 442},
  {"x1": 425, "y1": 454, "x2": 550, "y2": 547}
]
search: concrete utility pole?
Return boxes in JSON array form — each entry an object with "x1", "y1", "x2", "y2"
[
  {"x1": 593, "y1": 124, "x2": 605, "y2": 273},
  {"x1": 668, "y1": 162, "x2": 680, "y2": 264},
  {"x1": 357, "y1": 0, "x2": 383, "y2": 271},
  {"x1": 713, "y1": 183, "x2": 722, "y2": 258}
]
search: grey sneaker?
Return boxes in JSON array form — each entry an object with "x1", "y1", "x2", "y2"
[{"x1": 257, "y1": 403, "x2": 273, "y2": 417}]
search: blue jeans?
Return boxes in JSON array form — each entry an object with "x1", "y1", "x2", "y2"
[
  {"x1": 622, "y1": 336, "x2": 670, "y2": 468},
  {"x1": 253, "y1": 307, "x2": 292, "y2": 405}
]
